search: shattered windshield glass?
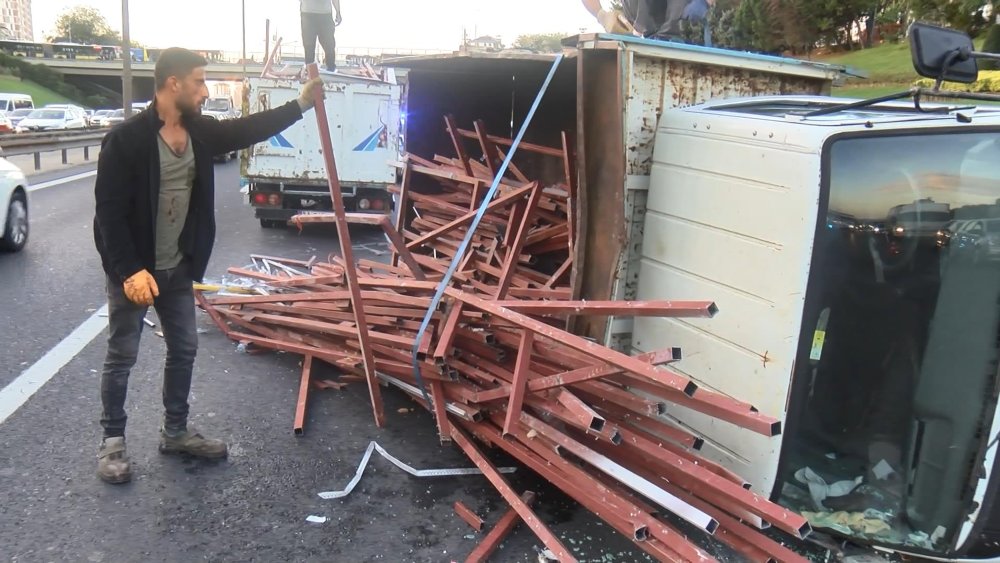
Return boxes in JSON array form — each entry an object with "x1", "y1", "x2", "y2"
[{"x1": 779, "y1": 131, "x2": 1000, "y2": 555}]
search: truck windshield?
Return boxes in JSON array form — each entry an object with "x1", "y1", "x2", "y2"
[{"x1": 779, "y1": 131, "x2": 1000, "y2": 554}]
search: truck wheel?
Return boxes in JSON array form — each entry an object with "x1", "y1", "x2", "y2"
[{"x1": 259, "y1": 218, "x2": 285, "y2": 229}]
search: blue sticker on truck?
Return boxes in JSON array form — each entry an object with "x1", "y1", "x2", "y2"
[
  {"x1": 268, "y1": 133, "x2": 294, "y2": 148},
  {"x1": 353, "y1": 125, "x2": 386, "y2": 152}
]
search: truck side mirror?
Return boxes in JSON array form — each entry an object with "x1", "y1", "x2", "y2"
[{"x1": 909, "y1": 22, "x2": 979, "y2": 84}]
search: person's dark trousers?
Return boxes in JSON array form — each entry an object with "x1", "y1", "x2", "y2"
[
  {"x1": 100, "y1": 261, "x2": 198, "y2": 439},
  {"x1": 301, "y1": 11, "x2": 337, "y2": 70}
]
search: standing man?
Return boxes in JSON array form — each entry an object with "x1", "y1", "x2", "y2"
[
  {"x1": 93, "y1": 47, "x2": 323, "y2": 484},
  {"x1": 619, "y1": 0, "x2": 711, "y2": 42},
  {"x1": 300, "y1": 0, "x2": 342, "y2": 72}
]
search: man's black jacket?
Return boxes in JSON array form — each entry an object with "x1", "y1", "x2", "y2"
[{"x1": 94, "y1": 99, "x2": 303, "y2": 284}]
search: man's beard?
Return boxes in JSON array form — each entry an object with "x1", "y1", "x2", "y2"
[{"x1": 176, "y1": 98, "x2": 201, "y2": 119}]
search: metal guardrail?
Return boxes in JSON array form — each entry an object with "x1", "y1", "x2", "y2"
[{"x1": 0, "y1": 129, "x2": 106, "y2": 170}]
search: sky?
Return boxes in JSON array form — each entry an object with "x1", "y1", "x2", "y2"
[{"x1": 30, "y1": 0, "x2": 604, "y2": 57}]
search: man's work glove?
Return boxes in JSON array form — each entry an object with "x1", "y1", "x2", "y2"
[
  {"x1": 123, "y1": 269, "x2": 159, "y2": 306},
  {"x1": 297, "y1": 77, "x2": 324, "y2": 112}
]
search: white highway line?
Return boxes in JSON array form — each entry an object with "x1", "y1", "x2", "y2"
[
  {"x1": 0, "y1": 304, "x2": 108, "y2": 424},
  {"x1": 28, "y1": 169, "x2": 98, "y2": 192}
]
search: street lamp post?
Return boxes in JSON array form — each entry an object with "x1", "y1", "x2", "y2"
[{"x1": 121, "y1": 0, "x2": 133, "y2": 117}]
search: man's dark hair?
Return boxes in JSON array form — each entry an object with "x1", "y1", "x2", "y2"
[{"x1": 154, "y1": 48, "x2": 208, "y2": 90}]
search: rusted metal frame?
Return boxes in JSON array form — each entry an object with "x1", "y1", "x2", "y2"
[
  {"x1": 453, "y1": 501, "x2": 484, "y2": 532},
  {"x1": 215, "y1": 308, "x2": 291, "y2": 341},
  {"x1": 375, "y1": 371, "x2": 482, "y2": 423},
  {"x1": 430, "y1": 380, "x2": 453, "y2": 442},
  {"x1": 493, "y1": 147, "x2": 531, "y2": 184},
  {"x1": 501, "y1": 199, "x2": 524, "y2": 249},
  {"x1": 601, "y1": 421, "x2": 807, "y2": 538},
  {"x1": 544, "y1": 257, "x2": 573, "y2": 289},
  {"x1": 469, "y1": 180, "x2": 486, "y2": 212},
  {"x1": 445, "y1": 290, "x2": 698, "y2": 396},
  {"x1": 524, "y1": 240, "x2": 572, "y2": 259},
  {"x1": 262, "y1": 274, "x2": 345, "y2": 288},
  {"x1": 525, "y1": 395, "x2": 621, "y2": 446},
  {"x1": 519, "y1": 412, "x2": 718, "y2": 535},
  {"x1": 449, "y1": 425, "x2": 576, "y2": 562},
  {"x1": 356, "y1": 278, "x2": 440, "y2": 291},
  {"x1": 194, "y1": 290, "x2": 233, "y2": 338},
  {"x1": 392, "y1": 162, "x2": 412, "y2": 269},
  {"x1": 405, "y1": 183, "x2": 536, "y2": 251},
  {"x1": 522, "y1": 223, "x2": 566, "y2": 247},
  {"x1": 472, "y1": 119, "x2": 504, "y2": 179},
  {"x1": 476, "y1": 417, "x2": 711, "y2": 561},
  {"x1": 293, "y1": 355, "x2": 313, "y2": 436},
  {"x1": 444, "y1": 356, "x2": 512, "y2": 389},
  {"x1": 357, "y1": 259, "x2": 412, "y2": 277},
  {"x1": 494, "y1": 185, "x2": 543, "y2": 300},
  {"x1": 392, "y1": 186, "x2": 511, "y2": 229},
  {"x1": 375, "y1": 215, "x2": 427, "y2": 281},
  {"x1": 433, "y1": 302, "x2": 464, "y2": 359},
  {"x1": 494, "y1": 300, "x2": 718, "y2": 318},
  {"x1": 452, "y1": 335, "x2": 506, "y2": 364},
  {"x1": 590, "y1": 400, "x2": 704, "y2": 451},
  {"x1": 655, "y1": 384, "x2": 781, "y2": 438},
  {"x1": 464, "y1": 490, "x2": 536, "y2": 563},
  {"x1": 455, "y1": 128, "x2": 564, "y2": 158},
  {"x1": 444, "y1": 115, "x2": 475, "y2": 177},
  {"x1": 412, "y1": 253, "x2": 470, "y2": 281},
  {"x1": 227, "y1": 266, "x2": 284, "y2": 282},
  {"x1": 207, "y1": 290, "x2": 351, "y2": 306},
  {"x1": 359, "y1": 290, "x2": 434, "y2": 308},
  {"x1": 553, "y1": 388, "x2": 608, "y2": 434},
  {"x1": 473, "y1": 349, "x2": 669, "y2": 403},
  {"x1": 613, "y1": 422, "x2": 750, "y2": 490},
  {"x1": 583, "y1": 440, "x2": 778, "y2": 563},
  {"x1": 562, "y1": 131, "x2": 576, "y2": 255},
  {"x1": 505, "y1": 287, "x2": 572, "y2": 299},
  {"x1": 371, "y1": 357, "x2": 455, "y2": 384},
  {"x1": 468, "y1": 263, "x2": 533, "y2": 290},
  {"x1": 225, "y1": 330, "x2": 358, "y2": 367},
  {"x1": 501, "y1": 330, "x2": 534, "y2": 436},
  {"x1": 246, "y1": 312, "x2": 431, "y2": 352},
  {"x1": 573, "y1": 381, "x2": 665, "y2": 417},
  {"x1": 406, "y1": 163, "x2": 522, "y2": 194},
  {"x1": 251, "y1": 302, "x2": 398, "y2": 328}
]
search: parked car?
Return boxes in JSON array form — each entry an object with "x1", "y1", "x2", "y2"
[
  {"x1": 0, "y1": 112, "x2": 12, "y2": 133},
  {"x1": 7, "y1": 108, "x2": 33, "y2": 129},
  {"x1": 100, "y1": 109, "x2": 126, "y2": 128},
  {"x1": 0, "y1": 93, "x2": 33, "y2": 113},
  {"x1": 16, "y1": 108, "x2": 88, "y2": 132},
  {"x1": 92, "y1": 109, "x2": 112, "y2": 126},
  {"x1": 202, "y1": 97, "x2": 240, "y2": 162},
  {"x1": 0, "y1": 153, "x2": 29, "y2": 251}
]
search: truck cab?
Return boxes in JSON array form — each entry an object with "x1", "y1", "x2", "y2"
[{"x1": 633, "y1": 95, "x2": 1000, "y2": 558}]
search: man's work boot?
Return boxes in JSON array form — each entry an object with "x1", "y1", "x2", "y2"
[
  {"x1": 158, "y1": 426, "x2": 228, "y2": 459},
  {"x1": 97, "y1": 437, "x2": 132, "y2": 484}
]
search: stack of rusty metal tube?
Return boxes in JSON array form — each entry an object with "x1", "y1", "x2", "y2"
[{"x1": 195, "y1": 116, "x2": 810, "y2": 562}]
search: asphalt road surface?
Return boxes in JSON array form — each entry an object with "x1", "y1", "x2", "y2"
[{"x1": 0, "y1": 161, "x2": 752, "y2": 563}]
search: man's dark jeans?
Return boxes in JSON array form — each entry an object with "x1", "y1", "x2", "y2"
[
  {"x1": 301, "y1": 12, "x2": 337, "y2": 69},
  {"x1": 100, "y1": 261, "x2": 198, "y2": 438}
]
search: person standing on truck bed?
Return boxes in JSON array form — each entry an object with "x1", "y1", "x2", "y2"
[
  {"x1": 92, "y1": 47, "x2": 323, "y2": 484},
  {"x1": 621, "y1": 0, "x2": 711, "y2": 41},
  {"x1": 300, "y1": 0, "x2": 342, "y2": 72}
]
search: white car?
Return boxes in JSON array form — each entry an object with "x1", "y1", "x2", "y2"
[
  {"x1": 0, "y1": 154, "x2": 29, "y2": 251},
  {"x1": 16, "y1": 108, "x2": 88, "y2": 132},
  {"x1": 100, "y1": 109, "x2": 126, "y2": 128}
]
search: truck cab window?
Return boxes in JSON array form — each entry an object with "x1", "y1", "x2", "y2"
[{"x1": 779, "y1": 131, "x2": 1000, "y2": 553}]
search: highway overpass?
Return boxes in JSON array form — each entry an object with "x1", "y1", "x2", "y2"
[{"x1": 29, "y1": 58, "x2": 265, "y2": 80}]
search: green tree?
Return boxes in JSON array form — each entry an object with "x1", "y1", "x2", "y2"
[
  {"x1": 47, "y1": 6, "x2": 121, "y2": 45},
  {"x1": 513, "y1": 33, "x2": 566, "y2": 53},
  {"x1": 981, "y1": 24, "x2": 1000, "y2": 69}
]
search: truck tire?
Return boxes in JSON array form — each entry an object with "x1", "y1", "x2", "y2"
[{"x1": 259, "y1": 218, "x2": 285, "y2": 229}]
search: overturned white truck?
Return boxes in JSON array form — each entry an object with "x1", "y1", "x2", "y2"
[{"x1": 387, "y1": 25, "x2": 1000, "y2": 560}]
